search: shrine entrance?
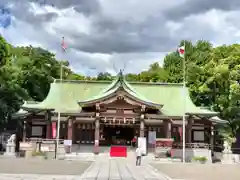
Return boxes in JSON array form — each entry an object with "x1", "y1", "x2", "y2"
[{"x1": 100, "y1": 125, "x2": 135, "y2": 146}]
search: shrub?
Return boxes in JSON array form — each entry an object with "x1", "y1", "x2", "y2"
[
  {"x1": 192, "y1": 156, "x2": 207, "y2": 163},
  {"x1": 31, "y1": 150, "x2": 46, "y2": 157}
]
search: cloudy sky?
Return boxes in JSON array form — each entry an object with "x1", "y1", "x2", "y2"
[{"x1": 1, "y1": 0, "x2": 240, "y2": 76}]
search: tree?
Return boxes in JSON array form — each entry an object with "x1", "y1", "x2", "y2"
[
  {"x1": 0, "y1": 35, "x2": 10, "y2": 66},
  {"x1": 139, "y1": 62, "x2": 168, "y2": 82},
  {"x1": 163, "y1": 40, "x2": 240, "y2": 137},
  {"x1": 0, "y1": 35, "x2": 239, "y2": 137},
  {"x1": 0, "y1": 38, "x2": 27, "y2": 123},
  {"x1": 97, "y1": 72, "x2": 113, "y2": 81}
]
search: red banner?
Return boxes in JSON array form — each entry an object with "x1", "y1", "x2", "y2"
[
  {"x1": 178, "y1": 127, "x2": 182, "y2": 140},
  {"x1": 52, "y1": 122, "x2": 57, "y2": 138}
]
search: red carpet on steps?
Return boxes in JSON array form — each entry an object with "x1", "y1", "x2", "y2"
[{"x1": 110, "y1": 146, "x2": 127, "y2": 157}]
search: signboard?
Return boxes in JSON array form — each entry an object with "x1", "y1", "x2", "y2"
[
  {"x1": 64, "y1": 140, "x2": 72, "y2": 146},
  {"x1": 138, "y1": 137, "x2": 147, "y2": 155},
  {"x1": 148, "y1": 131, "x2": 156, "y2": 144},
  {"x1": 52, "y1": 122, "x2": 56, "y2": 138}
]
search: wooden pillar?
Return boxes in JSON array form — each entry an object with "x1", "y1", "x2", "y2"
[
  {"x1": 46, "y1": 123, "x2": 52, "y2": 139},
  {"x1": 140, "y1": 105, "x2": 145, "y2": 137},
  {"x1": 94, "y1": 118, "x2": 100, "y2": 154},
  {"x1": 140, "y1": 120, "x2": 145, "y2": 137},
  {"x1": 187, "y1": 118, "x2": 193, "y2": 143},
  {"x1": 94, "y1": 103, "x2": 100, "y2": 153},
  {"x1": 45, "y1": 111, "x2": 52, "y2": 139},
  {"x1": 67, "y1": 118, "x2": 73, "y2": 140},
  {"x1": 210, "y1": 125, "x2": 214, "y2": 151},
  {"x1": 164, "y1": 120, "x2": 172, "y2": 138},
  {"x1": 22, "y1": 120, "x2": 26, "y2": 142}
]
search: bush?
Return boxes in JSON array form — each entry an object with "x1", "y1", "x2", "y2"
[
  {"x1": 31, "y1": 150, "x2": 46, "y2": 157},
  {"x1": 192, "y1": 156, "x2": 207, "y2": 163}
]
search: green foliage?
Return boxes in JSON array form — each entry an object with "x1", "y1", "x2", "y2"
[
  {"x1": 97, "y1": 72, "x2": 113, "y2": 81},
  {"x1": 192, "y1": 156, "x2": 207, "y2": 163},
  {"x1": 0, "y1": 35, "x2": 239, "y2": 139},
  {"x1": 163, "y1": 40, "x2": 240, "y2": 137},
  {"x1": 31, "y1": 150, "x2": 46, "y2": 157},
  {"x1": 0, "y1": 36, "x2": 10, "y2": 66}
]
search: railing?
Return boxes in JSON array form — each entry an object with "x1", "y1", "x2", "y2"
[
  {"x1": 172, "y1": 142, "x2": 211, "y2": 149},
  {"x1": 25, "y1": 138, "x2": 64, "y2": 144},
  {"x1": 155, "y1": 142, "x2": 211, "y2": 149}
]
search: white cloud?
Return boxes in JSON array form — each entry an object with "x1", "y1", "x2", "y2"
[{"x1": 1, "y1": 0, "x2": 240, "y2": 76}]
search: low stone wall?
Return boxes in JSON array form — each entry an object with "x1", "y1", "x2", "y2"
[
  {"x1": 19, "y1": 141, "x2": 66, "y2": 160},
  {"x1": 171, "y1": 148, "x2": 212, "y2": 163}
]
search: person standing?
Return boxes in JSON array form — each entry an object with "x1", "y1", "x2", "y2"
[
  {"x1": 131, "y1": 136, "x2": 137, "y2": 147},
  {"x1": 136, "y1": 147, "x2": 142, "y2": 166}
]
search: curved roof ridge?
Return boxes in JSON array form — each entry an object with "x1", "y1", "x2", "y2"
[
  {"x1": 78, "y1": 71, "x2": 163, "y2": 107},
  {"x1": 53, "y1": 79, "x2": 184, "y2": 86}
]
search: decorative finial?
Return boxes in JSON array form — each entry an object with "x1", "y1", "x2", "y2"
[{"x1": 119, "y1": 69, "x2": 124, "y2": 81}]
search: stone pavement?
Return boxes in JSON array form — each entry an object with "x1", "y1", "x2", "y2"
[
  {"x1": 0, "y1": 157, "x2": 172, "y2": 180},
  {"x1": 0, "y1": 174, "x2": 82, "y2": 180},
  {"x1": 0, "y1": 152, "x2": 176, "y2": 180},
  {"x1": 81, "y1": 157, "x2": 170, "y2": 179}
]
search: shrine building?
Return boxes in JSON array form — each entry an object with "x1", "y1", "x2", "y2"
[{"x1": 14, "y1": 71, "x2": 225, "y2": 151}]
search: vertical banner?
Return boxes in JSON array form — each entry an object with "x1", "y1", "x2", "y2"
[{"x1": 52, "y1": 122, "x2": 57, "y2": 139}]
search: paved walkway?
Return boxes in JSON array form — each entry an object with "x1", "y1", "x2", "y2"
[
  {"x1": 0, "y1": 153, "x2": 172, "y2": 179},
  {"x1": 81, "y1": 157, "x2": 169, "y2": 179}
]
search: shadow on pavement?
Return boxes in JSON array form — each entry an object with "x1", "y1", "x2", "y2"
[{"x1": 0, "y1": 158, "x2": 92, "y2": 175}]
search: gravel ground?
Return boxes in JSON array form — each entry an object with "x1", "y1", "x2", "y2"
[
  {"x1": 151, "y1": 163, "x2": 240, "y2": 180},
  {"x1": 0, "y1": 158, "x2": 92, "y2": 175}
]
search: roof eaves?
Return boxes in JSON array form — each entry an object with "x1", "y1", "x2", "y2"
[
  {"x1": 209, "y1": 116, "x2": 228, "y2": 124},
  {"x1": 22, "y1": 105, "x2": 54, "y2": 111},
  {"x1": 186, "y1": 111, "x2": 219, "y2": 117}
]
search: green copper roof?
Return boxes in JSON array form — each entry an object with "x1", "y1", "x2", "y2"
[
  {"x1": 78, "y1": 71, "x2": 162, "y2": 107},
  {"x1": 22, "y1": 73, "x2": 218, "y2": 117}
]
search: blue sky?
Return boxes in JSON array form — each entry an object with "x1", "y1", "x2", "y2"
[{"x1": 1, "y1": 0, "x2": 240, "y2": 76}]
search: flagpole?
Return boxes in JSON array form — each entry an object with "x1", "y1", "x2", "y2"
[
  {"x1": 56, "y1": 37, "x2": 64, "y2": 159},
  {"x1": 182, "y1": 41, "x2": 186, "y2": 163}
]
